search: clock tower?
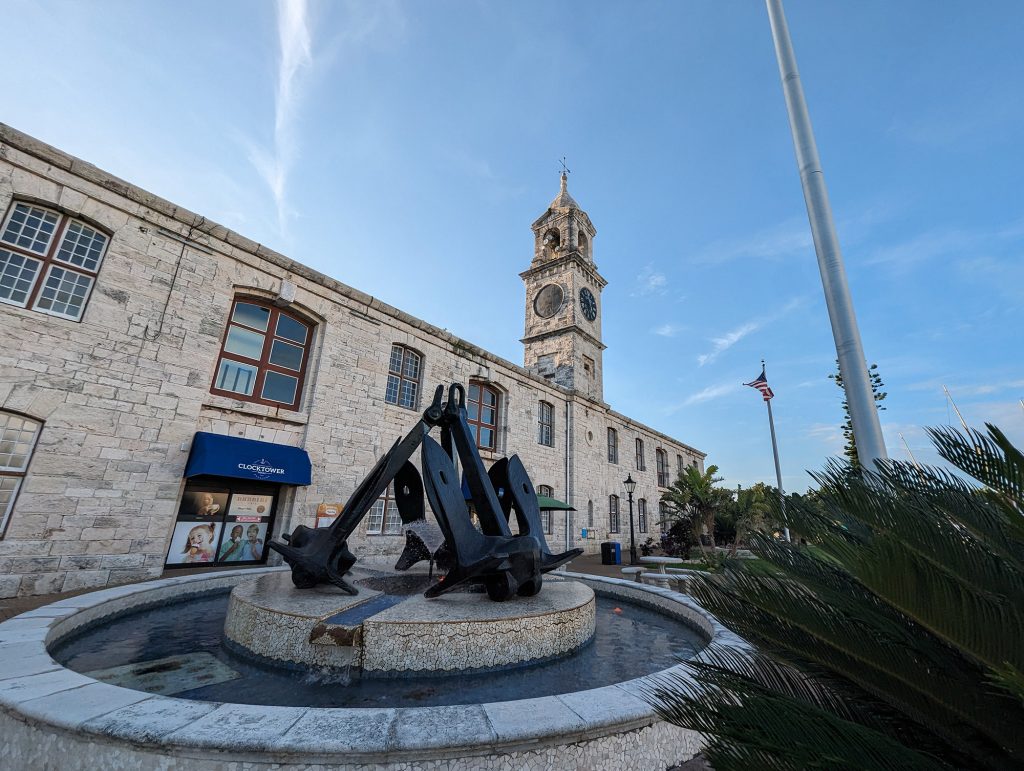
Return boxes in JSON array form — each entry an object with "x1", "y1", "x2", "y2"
[{"x1": 521, "y1": 172, "x2": 607, "y2": 400}]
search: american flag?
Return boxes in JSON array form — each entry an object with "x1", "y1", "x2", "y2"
[{"x1": 744, "y1": 368, "x2": 774, "y2": 401}]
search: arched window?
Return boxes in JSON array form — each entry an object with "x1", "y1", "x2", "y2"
[
  {"x1": 538, "y1": 401, "x2": 554, "y2": 446},
  {"x1": 211, "y1": 298, "x2": 312, "y2": 410},
  {"x1": 386, "y1": 344, "x2": 422, "y2": 410},
  {"x1": 638, "y1": 498, "x2": 648, "y2": 534},
  {"x1": 577, "y1": 231, "x2": 589, "y2": 258},
  {"x1": 366, "y1": 484, "x2": 402, "y2": 535},
  {"x1": 677, "y1": 454, "x2": 684, "y2": 477},
  {"x1": 0, "y1": 201, "x2": 110, "y2": 321},
  {"x1": 0, "y1": 411, "x2": 42, "y2": 536},
  {"x1": 537, "y1": 484, "x2": 554, "y2": 534},
  {"x1": 609, "y1": 494, "x2": 620, "y2": 533},
  {"x1": 635, "y1": 438, "x2": 646, "y2": 471},
  {"x1": 607, "y1": 427, "x2": 618, "y2": 464},
  {"x1": 656, "y1": 449, "x2": 669, "y2": 487},
  {"x1": 468, "y1": 381, "x2": 500, "y2": 451},
  {"x1": 587, "y1": 500, "x2": 594, "y2": 528},
  {"x1": 659, "y1": 501, "x2": 670, "y2": 533}
]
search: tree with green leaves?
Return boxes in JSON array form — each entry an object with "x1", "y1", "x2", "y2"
[
  {"x1": 731, "y1": 482, "x2": 773, "y2": 556},
  {"x1": 646, "y1": 424, "x2": 1024, "y2": 769},
  {"x1": 829, "y1": 360, "x2": 887, "y2": 469},
  {"x1": 660, "y1": 464, "x2": 734, "y2": 552}
]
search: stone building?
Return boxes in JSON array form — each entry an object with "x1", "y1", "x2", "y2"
[{"x1": 0, "y1": 124, "x2": 703, "y2": 598}]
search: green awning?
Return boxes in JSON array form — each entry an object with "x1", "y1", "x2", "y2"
[{"x1": 537, "y1": 495, "x2": 576, "y2": 511}]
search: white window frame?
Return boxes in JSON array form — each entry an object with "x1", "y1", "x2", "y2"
[{"x1": 0, "y1": 411, "x2": 42, "y2": 537}]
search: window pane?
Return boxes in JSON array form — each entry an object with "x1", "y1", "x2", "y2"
[
  {"x1": 389, "y1": 345, "x2": 405, "y2": 374},
  {"x1": 0, "y1": 249, "x2": 41, "y2": 307},
  {"x1": 385, "y1": 374, "x2": 400, "y2": 404},
  {"x1": 262, "y1": 371, "x2": 298, "y2": 404},
  {"x1": 215, "y1": 359, "x2": 257, "y2": 395},
  {"x1": 232, "y1": 302, "x2": 270, "y2": 331},
  {"x1": 0, "y1": 413, "x2": 41, "y2": 472},
  {"x1": 224, "y1": 326, "x2": 266, "y2": 360},
  {"x1": 479, "y1": 428, "x2": 494, "y2": 449},
  {"x1": 403, "y1": 351, "x2": 420, "y2": 380},
  {"x1": 56, "y1": 221, "x2": 107, "y2": 272},
  {"x1": 366, "y1": 500, "x2": 384, "y2": 533},
  {"x1": 399, "y1": 380, "x2": 417, "y2": 409},
  {"x1": 0, "y1": 476, "x2": 21, "y2": 533},
  {"x1": 384, "y1": 501, "x2": 402, "y2": 534},
  {"x1": 2, "y1": 204, "x2": 59, "y2": 255},
  {"x1": 483, "y1": 389, "x2": 497, "y2": 406},
  {"x1": 482, "y1": 407, "x2": 496, "y2": 426},
  {"x1": 269, "y1": 339, "x2": 304, "y2": 371},
  {"x1": 33, "y1": 266, "x2": 92, "y2": 320},
  {"x1": 468, "y1": 384, "x2": 480, "y2": 401},
  {"x1": 275, "y1": 314, "x2": 307, "y2": 344},
  {"x1": 468, "y1": 402, "x2": 479, "y2": 421}
]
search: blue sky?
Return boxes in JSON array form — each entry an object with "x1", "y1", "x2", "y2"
[{"x1": 6, "y1": 0, "x2": 1023, "y2": 491}]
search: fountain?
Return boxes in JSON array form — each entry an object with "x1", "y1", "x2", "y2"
[{"x1": 0, "y1": 383, "x2": 748, "y2": 769}]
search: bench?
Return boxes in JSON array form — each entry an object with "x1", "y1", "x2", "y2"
[{"x1": 620, "y1": 567, "x2": 645, "y2": 583}]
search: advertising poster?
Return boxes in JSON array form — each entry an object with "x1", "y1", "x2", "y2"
[
  {"x1": 316, "y1": 503, "x2": 344, "y2": 529},
  {"x1": 177, "y1": 490, "x2": 229, "y2": 521},
  {"x1": 217, "y1": 521, "x2": 268, "y2": 562},
  {"x1": 228, "y1": 494, "x2": 273, "y2": 522},
  {"x1": 166, "y1": 521, "x2": 222, "y2": 565}
]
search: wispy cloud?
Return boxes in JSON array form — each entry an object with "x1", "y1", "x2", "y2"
[
  {"x1": 698, "y1": 322, "x2": 760, "y2": 367},
  {"x1": 690, "y1": 218, "x2": 812, "y2": 265},
  {"x1": 667, "y1": 382, "x2": 738, "y2": 413},
  {"x1": 689, "y1": 198, "x2": 904, "y2": 266},
  {"x1": 651, "y1": 323, "x2": 684, "y2": 337},
  {"x1": 632, "y1": 264, "x2": 667, "y2": 297},
  {"x1": 244, "y1": 0, "x2": 314, "y2": 235},
  {"x1": 697, "y1": 298, "x2": 803, "y2": 367}
]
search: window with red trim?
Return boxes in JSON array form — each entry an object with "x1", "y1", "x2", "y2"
[
  {"x1": 210, "y1": 298, "x2": 312, "y2": 410},
  {"x1": 467, "y1": 382, "x2": 500, "y2": 451},
  {"x1": 0, "y1": 201, "x2": 109, "y2": 321}
]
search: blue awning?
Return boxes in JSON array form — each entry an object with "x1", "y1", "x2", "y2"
[{"x1": 184, "y1": 432, "x2": 312, "y2": 485}]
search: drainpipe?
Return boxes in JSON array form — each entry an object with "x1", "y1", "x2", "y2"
[{"x1": 565, "y1": 398, "x2": 573, "y2": 551}]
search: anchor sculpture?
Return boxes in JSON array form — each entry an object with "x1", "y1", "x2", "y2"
[{"x1": 269, "y1": 383, "x2": 582, "y2": 601}]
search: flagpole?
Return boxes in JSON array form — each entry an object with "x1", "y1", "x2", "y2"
[
  {"x1": 765, "y1": 0, "x2": 888, "y2": 471},
  {"x1": 763, "y1": 363, "x2": 791, "y2": 542}
]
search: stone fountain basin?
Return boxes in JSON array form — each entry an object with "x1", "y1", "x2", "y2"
[{"x1": 0, "y1": 567, "x2": 749, "y2": 770}]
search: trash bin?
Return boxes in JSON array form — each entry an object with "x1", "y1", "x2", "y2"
[
  {"x1": 601, "y1": 541, "x2": 615, "y2": 565},
  {"x1": 601, "y1": 541, "x2": 622, "y2": 565}
]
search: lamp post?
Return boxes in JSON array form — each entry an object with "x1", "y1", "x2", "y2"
[{"x1": 624, "y1": 473, "x2": 638, "y2": 565}]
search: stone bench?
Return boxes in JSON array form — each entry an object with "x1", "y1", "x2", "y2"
[
  {"x1": 641, "y1": 572, "x2": 673, "y2": 589},
  {"x1": 620, "y1": 567, "x2": 645, "y2": 583}
]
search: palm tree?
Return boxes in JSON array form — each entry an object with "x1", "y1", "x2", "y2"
[
  {"x1": 646, "y1": 424, "x2": 1024, "y2": 770},
  {"x1": 730, "y1": 483, "x2": 772, "y2": 557},
  {"x1": 660, "y1": 464, "x2": 733, "y2": 552}
]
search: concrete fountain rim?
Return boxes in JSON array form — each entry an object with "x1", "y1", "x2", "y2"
[{"x1": 0, "y1": 566, "x2": 749, "y2": 765}]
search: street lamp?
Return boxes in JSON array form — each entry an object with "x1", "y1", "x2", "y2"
[{"x1": 624, "y1": 473, "x2": 638, "y2": 565}]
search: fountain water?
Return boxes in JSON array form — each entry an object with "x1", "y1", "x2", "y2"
[{"x1": 0, "y1": 383, "x2": 750, "y2": 769}]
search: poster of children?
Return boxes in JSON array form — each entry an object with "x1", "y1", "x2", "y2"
[
  {"x1": 178, "y1": 490, "x2": 229, "y2": 520},
  {"x1": 166, "y1": 521, "x2": 222, "y2": 565},
  {"x1": 217, "y1": 521, "x2": 268, "y2": 562}
]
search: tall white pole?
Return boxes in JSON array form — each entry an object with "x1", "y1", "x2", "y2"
[
  {"x1": 765, "y1": 388, "x2": 791, "y2": 542},
  {"x1": 765, "y1": 0, "x2": 888, "y2": 470}
]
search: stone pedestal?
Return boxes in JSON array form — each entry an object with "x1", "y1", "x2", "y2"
[{"x1": 224, "y1": 571, "x2": 596, "y2": 674}]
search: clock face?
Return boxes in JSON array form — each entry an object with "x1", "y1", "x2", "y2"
[
  {"x1": 533, "y1": 284, "x2": 564, "y2": 319},
  {"x1": 579, "y1": 287, "x2": 597, "y2": 321}
]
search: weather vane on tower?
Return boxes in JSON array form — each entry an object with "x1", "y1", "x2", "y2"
[{"x1": 559, "y1": 156, "x2": 570, "y2": 178}]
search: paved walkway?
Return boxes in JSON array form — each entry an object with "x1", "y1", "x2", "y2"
[{"x1": 0, "y1": 552, "x2": 646, "y2": 622}]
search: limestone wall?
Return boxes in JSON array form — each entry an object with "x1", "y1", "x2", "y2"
[{"x1": 0, "y1": 123, "x2": 703, "y2": 596}]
